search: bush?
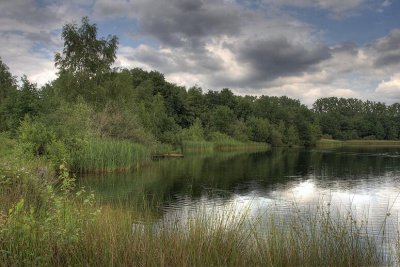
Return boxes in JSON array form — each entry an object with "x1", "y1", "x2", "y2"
[
  {"x1": 0, "y1": 163, "x2": 98, "y2": 266},
  {"x1": 18, "y1": 116, "x2": 55, "y2": 156},
  {"x1": 363, "y1": 135, "x2": 376, "y2": 140},
  {"x1": 92, "y1": 102, "x2": 156, "y2": 146},
  {"x1": 179, "y1": 118, "x2": 205, "y2": 142},
  {"x1": 18, "y1": 117, "x2": 71, "y2": 168}
]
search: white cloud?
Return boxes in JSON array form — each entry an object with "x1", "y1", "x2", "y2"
[
  {"x1": 375, "y1": 74, "x2": 400, "y2": 102},
  {"x1": 0, "y1": 32, "x2": 57, "y2": 86},
  {"x1": 0, "y1": 0, "x2": 90, "y2": 86},
  {"x1": 382, "y1": 0, "x2": 391, "y2": 7},
  {"x1": 233, "y1": 83, "x2": 357, "y2": 106}
]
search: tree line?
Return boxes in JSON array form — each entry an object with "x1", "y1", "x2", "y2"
[{"x1": 0, "y1": 17, "x2": 399, "y2": 159}]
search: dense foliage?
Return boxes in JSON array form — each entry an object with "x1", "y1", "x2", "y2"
[{"x1": 314, "y1": 97, "x2": 400, "y2": 140}]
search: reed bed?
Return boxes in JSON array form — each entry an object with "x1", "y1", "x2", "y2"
[
  {"x1": 182, "y1": 140, "x2": 269, "y2": 153},
  {"x1": 0, "y1": 197, "x2": 387, "y2": 267},
  {"x1": 72, "y1": 138, "x2": 150, "y2": 173},
  {"x1": 181, "y1": 141, "x2": 214, "y2": 153},
  {"x1": 214, "y1": 141, "x2": 269, "y2": 151},
  {"x1": 317, "y1": 139, "x2": 400, "y2": 148}
]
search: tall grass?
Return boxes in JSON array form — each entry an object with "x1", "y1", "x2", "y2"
[
  {"x1": 181, "y1": 141, "x2": 214, "y2": 153},
  {"x1": 317, "y1": 138, "x2": 400, "y2": 148},
  {"x1": 182, "y1": 139, "x2": 270, "y2": 153},
  {"x1": 214, "y1": 141, "x2": 269, "y2": 151},
  {"x1": 0, "y1": 139, "x2": 393, "y2": 266},
  {"x1": 72, "y1": 138, "x2": 150, "y2": 173},
  {"x1": 0, "y1": 156, "x2": 390, "y2": 266},
  {"x1": 181, "y1": 140, "x2": 269, "y2": 153},
  {"x1": 0, "y1": 197, "x2": 387, "y2": 266},
  {"x1": 208, "y1": 132, "x2": 269, "y2": 151}
]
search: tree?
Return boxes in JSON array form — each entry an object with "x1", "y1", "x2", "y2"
[
  {"x1": 246, "y1": 116, "x2": 270, "y2": 143},
  {"x1": 55, "y1": 17, "x2": 118, "y2": 78},
  {"x1": 1, "y1": 76, "x2": 40, "y2": 133},
  {"x1": 285, "y1": 125, "x2": 299, "y2": 146},
  {"x1": 0, "y1": 58, "x2": 16, "y2": 103},
  {"x1": 53, "y1": 17, "x2": 118, "y2": 104},
  {"x1": 209, "y1": 105, "x2": 236, "y2": 135},
  {"x1": 0, "y1": 58, "x2": 17, "y2": 131}
]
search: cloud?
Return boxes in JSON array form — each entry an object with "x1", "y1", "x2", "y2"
[
  {"x1": 375, "y1": 73, "x2": 400, "y2": 102},
  {"x1": 96, "y1": 0, "x2": 399, "y2": 106},
  {"x1": 382, "y1": 0, "x2": 391, "y2": 8},
  {"x1": 369, "y1": 29, "x2": 400, "y2": 67},
  {"x1": 0, "y1": 0, "x2": 91, "y2": 85},
  {"x1": 99, "y1": 0, "x2": 332, "y2": 91},
  {"x1": 234, "y1": 36, "x2": 331, "y2": 82},
  {"x1": 0, "y1": 32, "x2": 57, "y2": 86},
  {"x1": 95, "y1": 0, "x2": 241, "y2": 48},
  {"x1": 235, "y1": 83, "x2": 358, "y2": 106}
]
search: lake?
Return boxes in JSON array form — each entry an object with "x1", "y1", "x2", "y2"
[{"x1": 79, "y1": 147, "x2": 400, "y2": 258}]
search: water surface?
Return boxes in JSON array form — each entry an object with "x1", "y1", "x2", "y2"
[{"x1": 79, "y1": 147, "x2": 400, "y2": 255}]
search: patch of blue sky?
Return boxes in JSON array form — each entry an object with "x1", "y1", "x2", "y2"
[
  {"x1": 235, "y1": 0, "x2": 263, "y2": 10},
  {"x1": 31, "y1": 43, "x2": 53, "y2": 59},
  {"x1": 34, "y1": 0, "x2": 52, "y2": 8},
  {"x1": 285, "y1": 2, "x2": 400, "y2": 46},
  {"x1": 97, "y1": 16, "x2": 160, "y2": 49}
]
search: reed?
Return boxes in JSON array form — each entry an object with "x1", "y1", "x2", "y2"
[
  {"x1": 72, "y1": 138, "x2": 150, "y2": 173},
  {"x1": 0, "y1": 197, "x2": 386, "y2": 266},
  {"x1": 317, "y1": 139, "x2": 400, "y2": 148},
  {"x1": 214, "y1": 141, "x2": 269, "y2": 151},
  {"x1": 181, "y1": 141, "x2": 214, "y2": 153},
  {"x1": 181, "y1": 140, "x2": 269, "y2": 153}
]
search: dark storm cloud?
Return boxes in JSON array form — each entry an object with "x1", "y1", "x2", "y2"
[
  {"x1": 371, "y1": 29, "x2": 400, "y2": 67},
  {"x1": 235, "y1": 37, "x2": 331, "y2": 82},
  {"x1": 135, "y1": 0, "x2": 242, "y2": 48},
  {"x1": 95, "y1": 0, "x2": 242, "y2": 48}
]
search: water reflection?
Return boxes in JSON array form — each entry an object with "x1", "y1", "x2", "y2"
[
  {"x1": 79, "y1": 147, "x2": 400, "y2": 214},
  {"x1": 80, "y1": 147, "x2": 400, "y2": 254}
]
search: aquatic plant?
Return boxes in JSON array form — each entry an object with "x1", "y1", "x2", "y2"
[{"x1": 72, "y1": 138, "x2": 150, "y2": 173}]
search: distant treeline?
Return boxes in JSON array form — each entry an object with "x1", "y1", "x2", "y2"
[
  {"x1": 314, "y1": 97, "x2": 400, "y2": 140},
  {"x1": 0, "y1": 17, "x2": 400, "y2": 165}
]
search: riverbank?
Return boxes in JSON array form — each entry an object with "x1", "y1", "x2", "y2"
[
  {"x1": 181, "y1": 140, "x2": 269, "y2": 153},
  {"x1": 3, "y1": 136, "x2": 400, "y2": 266},
  {"x1": 0, "y1": 141, "x2": 393, "y2": 266},
  {"x1": 317, "y1": 139, "x2": 400, "y2": 148},
  {"x1": 0, "y1": 165, "x2": 385, "y2": 266}
]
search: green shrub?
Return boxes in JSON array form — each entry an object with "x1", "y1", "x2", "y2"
[
  {"x1": 0, "y1": 163, "x2": 98, "y2": 266},
  {"x1": 18, "y1": 116, "x2": 55, "y2": 156},
  {"x1": 179, "y1": 118, "x2": 205, "y2": 142},
  {"x1": 364, "y1": 135, "x2": 377, "y2": 140},
  {"x1": 17, "y1": 117, "x2": 71, "y2": 168}
]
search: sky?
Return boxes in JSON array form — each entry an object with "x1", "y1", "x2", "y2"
[{"x1": 1, "y1": 0, "x2": 400, "y2": 105}]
